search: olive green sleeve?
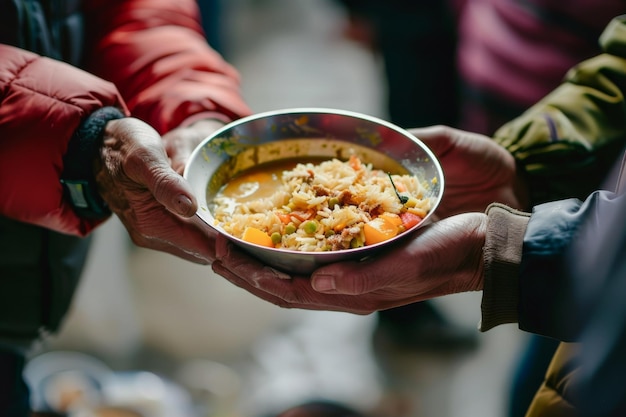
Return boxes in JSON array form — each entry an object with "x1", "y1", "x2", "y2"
[{"x1": 493, "y1": 16, "x2": 626, "y2": 205}]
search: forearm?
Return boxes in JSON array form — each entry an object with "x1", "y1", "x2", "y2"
[
  {"x1": 479, "y1": 199, "x2": 579, "y2": 338},
  {"x1": 480, "y1": 192, "x2": 612, "y2": 341},
  {"x1": 0, "y1": 45, "x2": 128, "y2": 236},
  {"x1": 83, "y1": 0, "x2": 252, "y2": 134}
]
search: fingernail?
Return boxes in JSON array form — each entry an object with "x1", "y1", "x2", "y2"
[
  {"x1": 312, "y1": 274, "x2": 336, "y2": 292},
  {"x1": 175, "y1": 194, "x2": 195, "y2": 216}
]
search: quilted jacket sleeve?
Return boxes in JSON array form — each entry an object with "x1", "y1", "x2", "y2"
[
  {"x1": 492, "y1": 15, "x2": 626, "y2": 206},
  {"x1": 83, "y1": 0, "x2": 253, "y2": 134},
  {"x1": 480, "y1": 15, "x2": 626, "y2": 338},
  {"x1": 0, "y1": 44, "x2": 129, "y2": 236}
]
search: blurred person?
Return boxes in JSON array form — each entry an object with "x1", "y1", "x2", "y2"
[
  {"x1": 198, "y1": 0, "x2": 226, "y2": 55},
  {"x1": 335, "y1": 0, "x2": 475, "y2": 353},
  {"x1": 342, "y1": 0, "x2": 626, "y2": 412},
  {"x1": 454, "y1": 0, "x2": 625, "y2": 136},
  {"x1": 210, "y1": 14, "x2": 626, "y2": 417},
  {"x1": 0, "y1": 0, "x2": 252, "y2": 415},
  {"x1": 453, "y1": 2, "x2": 626, "y2": 413},
  {"x1": 336, "y1": 0, "x2": 458, "y2": 128},
  {"x1": 215, "y1": 143, "x2": 626, "y2": 416}
]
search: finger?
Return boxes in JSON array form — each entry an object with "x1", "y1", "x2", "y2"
[
  {"x1": 163, "y1": 131, "x2": 193, "y2": 175},
  {"x1": 214, "y1": 237, "x2": 364, "y2": 309},
  {"x1": 164, "y1": 119, "x2": 226, "y2": 172},
  {"x1": 407, "y1": 125, "x2": 455, "y2": 155},
  {"x1": 213, "y1": 260, "x2": 375, "y2": 313},
  {"x1": 121, "y1": 132, "x2": 199, "y2": 218},
  {"x1": 123, "y1": 211, "x2": 216, "y2": 264},
  {"x1": 214, "y1": 235, "x2": 294, "y2": 284},
  {"x1": 211, "y1": 261, "x2": 298, "y2": 307},
  {"x1": 138, "y1": 236, "x2": 210, "y2": 264},
  {"x1": 211, "y1": 259, "x2": 325, "y2": 309},
  {"x1": 211, "y1": 261, "x2": 349, "y2": 311},
  {"x1": 149, "y1": 171, "x2": 198, "y2": 218},
  {"x1": 310, "y1": 249, "x2": 408, "y2": 295},
  {"x1": 310, "y1": 262, "x2": 380, "y2": 295}
]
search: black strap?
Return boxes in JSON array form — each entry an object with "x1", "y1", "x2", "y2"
[{"x1": 61, "y1": 107, "x2": 125, "y2": 219}]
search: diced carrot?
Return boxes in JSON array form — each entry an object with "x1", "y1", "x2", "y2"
[
  {"x1": 290, "y1": 210, "x2": 313, "y2": 222},
  {"x1": 276, "y1": 212, "x2": 291, "y2": 224},
  {"x1": 242, "y1": 227, "x2": 274, "y2": 247},
  {"x1": 363, "y1": 217, "x2": 399, "y2": 245},
  {"x1": 394, "y1": 181, "x2": 407, "y2": 192},
  {"x1": 379, "y1": 212, "x2": 403, "y2": 227},
  {"x1": 348, "y1": 154, "x2": 362, "y2": 170},
  {"x1": 400, "y1": 212, "x2": 422, "y2": 230}
]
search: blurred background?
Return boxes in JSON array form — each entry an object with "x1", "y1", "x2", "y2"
[{"x1": 24, "y1": 0, "x2": 528, "y2": 416}]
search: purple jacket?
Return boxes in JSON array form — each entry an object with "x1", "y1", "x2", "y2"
[{"x1": 455, "y1": 0, "x2": 626, "y2": 135}]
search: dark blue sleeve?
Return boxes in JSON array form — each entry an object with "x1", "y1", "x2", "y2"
[
  {"x1": 569, "y1": 189, "x2": 626, "y2": 416},
  {"x1": 518, "y1": 191, "x2": 620, "y2": 341}
]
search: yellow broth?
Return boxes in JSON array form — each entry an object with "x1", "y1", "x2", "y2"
[{"x1": 213, "y1": 158, "x2": 325, "y2": 213}]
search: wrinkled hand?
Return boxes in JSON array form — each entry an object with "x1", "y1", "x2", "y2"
[
  {"x1": 410, "y1": 125, "x2": 530, "y2": 218},
  {"x1": 212, "y1": 213, "x2": 487, "y2": 314},
  {"x1": 162, "y1": 118, "x2": 226, "y2": 174},
  {"x1": 210, "y1": 124, "x2": 524, "y2": 313},
  {"x1": 95, "y1": 117, "x2": 217, "y2": 264}
]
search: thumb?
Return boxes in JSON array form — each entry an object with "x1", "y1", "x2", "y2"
[
  {"x1": 109, "y1": 118, "x2": 199, "y2": 218},
  {"x1": 310, "y1": 261, "x2": 387, "y2": 295},
  {"x1": 129, "y1": 152, "x2": 198, "y2": 217},
  {"x1": 150, "y1": 170, "x2": 198, "y2": 217}
]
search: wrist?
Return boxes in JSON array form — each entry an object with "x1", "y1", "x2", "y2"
[
  {"x1": 479, "y1": 203, "x2": 530, "y2": 332},
  {"x1": 61, "y1": 107, "x2": 125, "y2": 219}
]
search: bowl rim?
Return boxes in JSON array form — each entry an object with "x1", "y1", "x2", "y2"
[{"x1": 184, "y1": 107, "x2": 445, "y2": 258}]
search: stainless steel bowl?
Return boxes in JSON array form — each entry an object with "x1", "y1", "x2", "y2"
[{"x1": 184, "y1": 108, "x2": 444, "y2": 274}]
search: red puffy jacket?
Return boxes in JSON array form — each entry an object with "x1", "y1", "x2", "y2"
[{"x1": 0, "y1": 0, "x2": 252, "y2": 237}]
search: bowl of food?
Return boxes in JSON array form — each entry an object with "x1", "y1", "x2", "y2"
[{"x1": 184, "y1": 108, "x2": 444, "y2": 274}]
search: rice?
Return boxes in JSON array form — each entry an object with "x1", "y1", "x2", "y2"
[{"x1": 211, "y1": 156, "x2": 433, "y2": 252}]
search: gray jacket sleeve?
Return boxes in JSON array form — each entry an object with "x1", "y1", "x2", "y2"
[{"x1": 480, "y1": 189, "x2": 624, "y2": 341}]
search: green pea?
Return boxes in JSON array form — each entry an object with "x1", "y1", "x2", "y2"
[
  {"x1": 328, "y1": 197, "x2": 339, "y2": 208},
  {"x1": 350, "y1": 238, "x2": 364, "y2": 248},
  {"x1": 284, "y1": 224, "x2": 297, "y2": 234},
  {"x1": 325, "y1": 229, "x2": 335, "y2": 237},
  {"x1": 271, "y1": 232, "x2": 282, "y2": 245},
  {"x1": 303, "y1": 221, "x2": 317, "y2": 234}
]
